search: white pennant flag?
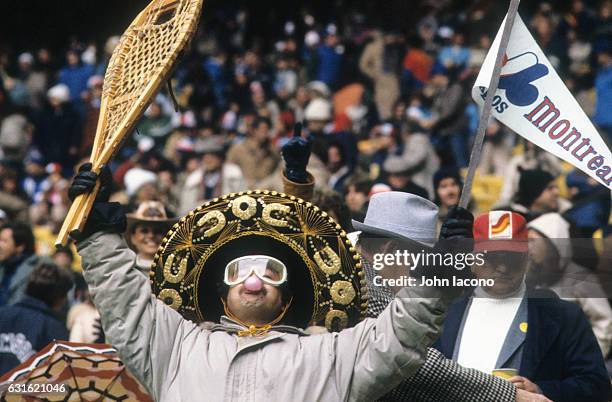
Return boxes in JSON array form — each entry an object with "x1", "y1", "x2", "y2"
[{"x1": 472, "y1": 14, "x2": 612, "y2": 189}]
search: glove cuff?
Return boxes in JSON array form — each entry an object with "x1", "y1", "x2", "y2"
[
  {"x1": 284, "y1": 166, "x2": 310, "y2": 184},
  {"x1": 73, "y1": 202, "x2": 127, "y2": 242},
  {"x1": 282, "y1": 171, "x2": 315, "y2": 201}
]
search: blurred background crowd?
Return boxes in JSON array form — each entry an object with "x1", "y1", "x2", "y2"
[{"x1": 0, "y1": 0, "x2": 611, "y2": 378}]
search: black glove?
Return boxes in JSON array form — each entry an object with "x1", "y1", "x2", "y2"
[
  {"x1": 69, "y1": 163, "x2": 112, "y2": 202},
  {"x1": 282, "y1": 122, "x2": 311, "y2": 183},
  {"x1": 439, "y1": 206, "x2": 474, "y2": 241},
  {"x1": 410, "y1": 206, "x2": 474, "y2": 298},
  {"x1": 68, "y1": 163, "x2": 126, "y2": 241}
]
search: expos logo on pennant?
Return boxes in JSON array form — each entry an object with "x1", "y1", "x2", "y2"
[
  {"x1": 472, "y1": 14, "x2": 612, "y2": 189},
  {"x1": 498, "y1": 52, "x2": 549, "y2": 107}
]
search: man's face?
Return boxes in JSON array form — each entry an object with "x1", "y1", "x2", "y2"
[
  {"x1": 53, "y1": 252, "x2": 72, "y2": 270},
  {"x1": 431, "y1": 74, "x2": 449, "y2": 88},
  {"x1": 130, "y1": 224, "x2": 163, "y2": 259},
  {"x1": 226, "y1": 276, "x2": 284, "y2": 326},
  {"x1": 437, "y1": 178, "x2": 460, "y2": 207},
  {"x1": 325, "y1": 34, "x2": 339, "y2": 47},
  {"x1": 25, "y1": 162, "x2": 45, "y2": 177},
  {"x1": 0, "y1": 228, "x2": 20, "y2": 261},
  {"x1": 67, "y1": 51, "x2": 79, "y2": 66},
  {"x1": 388, "y1": 173, "x2": 409, "y2": 190},
  {"x1": 149, "y1": 102, "x2": 162, "y2": 119},
  {"x1": 531, "y1": 182, "x2": 559, "y2": 212},
  {"x1": 597, "y1": 52, "x2": 611, "y2": 67},
  {"x1": 471, "y1": 251, "x2": 527, "y2": 296},
  {"x1": 307, "y1": 120, "x2": 326, "y2": 133},
  {"x1": 327, "y1": 146, "x2": 343, "y2": 172},
  {"x1": 252, "y1": 122, "x2": 270, "y2": 143},
  {"x1": 202, "y1": 153, "x2": 223, "y2": 172}
]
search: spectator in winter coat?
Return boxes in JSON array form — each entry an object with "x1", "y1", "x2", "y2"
[
  {"x1": 316, "y1": 28, "x2": 343, "y2": 89},
  {"x1": 0, "y1": 262, "x2": 73, "y2": 374},
  {"x1": 178, "y1": 137, "x2": 245, "y2": 214},
  {"x1": 499, "y1": 169, "x2": 566, "y2": 222},
  {"x1": 423, "y1": 70, "x2": 470, "y2": 168},
  {"x1": 565, "y1": 170, "x2": 611, "y2": 237},
  {"x1": 33, "y1": 84, "x2": 82, "y2": 172},
  {"x1": 359, "y1": 31, "x2": 401, "y2": 120},
  {"x1": 592, "y1": 47, "x2": 612, "y2": 145},
  {"x1": 0, "y1": 222, "x2": 39, "y2": 306},
  {"x1": 226, "y1": 117, "x2": 280, "y2": 188},
  {"x1": 58, "y1": 50, "x2": 94, "y2": 106}
]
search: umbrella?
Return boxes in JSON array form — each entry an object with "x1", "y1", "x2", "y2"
[{"x1": 0, "y1": 341, "x2": 152, "y2": 401}]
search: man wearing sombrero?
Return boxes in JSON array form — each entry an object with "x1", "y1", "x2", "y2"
[{"x1": 69, "y1": 158, "x2": 472, "y2": 402}]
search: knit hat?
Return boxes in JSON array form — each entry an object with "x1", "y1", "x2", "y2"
[
  {"x1": 304, "y1": 98, "x2": 332, "y2": 121},
  {"x1": 473, "y1": 211, "x2": 528, "y2": 253},
  {"x1": 47, "y1": 84, "x2": 70, "y2": 103},
  {"x1": 433, "y1": 168, "x2": 463, "y2": 192},
  {"x1": 124, "y1": 167, "x2": 157, "y2": 197},
  {"x1": 433, "y1": 168, "x2": 463, "y2": 205},
  {"x1": 516, "y1": 168, "x2": 555, "y2": 207}
]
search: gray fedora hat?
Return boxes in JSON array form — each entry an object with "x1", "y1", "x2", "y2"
[{"x1": 352, "y1": 191, "x2": 438, "y2": 247}]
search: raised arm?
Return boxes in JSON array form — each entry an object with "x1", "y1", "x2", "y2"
[
  {"x1": 70, "y1": 164, "x2": 195, "y2": 399},
  {"x1": 78, "y1": 232, "x2": 190, "y2": 397},
  {"x1": 334, "y1": 206, "x2": 475, "y2": 400},
  {"x1": 335, "y1": 284, "x2": 453, "y2": 400}
]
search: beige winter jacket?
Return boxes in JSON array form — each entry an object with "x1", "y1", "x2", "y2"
[{"x1": 78, "y1": 232, "x2": 451, "y2": 402}]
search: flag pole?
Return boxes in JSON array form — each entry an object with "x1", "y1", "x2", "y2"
[{"x1": 459, "y1": 0, "x2": 522, "y2": 208}]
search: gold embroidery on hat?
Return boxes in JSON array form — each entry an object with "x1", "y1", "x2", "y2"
[
  {"x1": 197, "y1": 210, "x2": 226, "y2": 237},
  {"x1": 330, "y1": 281, "x2": 356, "y2": 305},
  {"x1": 153, "y1": 192, "x2": 368, "y2": 328},
  {"x1": 164, "y1": 254, "x2": 187, "y2": 283},
  {"x1": 159, "y1": 289, "x2": 182, "y2": 309},
  {"x1": 325, "y1": 309, "x2": 348, "y2": 330},
  {"x1": 262, "y1": 203, "x2": 290, "y2": 227},
  {"x1": 314, "y1": 246, "x2": 341, "y2": 275},
  {"x1": 232, "y1": 195, "x2": 257, "y2": 220}
]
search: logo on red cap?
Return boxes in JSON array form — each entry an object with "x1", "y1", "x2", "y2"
[
  {"x1": 489, "y1": 211, "x2": 513, "y2": 239},
  {"x1": 473, "y1": 211, "x2": 528, "y2": 253}
]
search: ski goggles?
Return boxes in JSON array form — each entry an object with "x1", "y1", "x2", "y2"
[{"x1": 223, "y1": 255, "x2": 288, "y2": 286}]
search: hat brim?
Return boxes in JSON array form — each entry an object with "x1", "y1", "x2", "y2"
[
  {"x1": 151, "y1": 191, "x2": 366, "y2": 331},
  {"x1": 125, "y1": 217, "x2": 179, "y2": 249},
  {"x1": 351, "y1": 219, "x2": 434, "y2": 249},
  {"x1": 126, "y1": 216, "x2": 178, "y2": 230},
  {"x1": 474, "y1": 240, "x2": 528, "y2": 253}
]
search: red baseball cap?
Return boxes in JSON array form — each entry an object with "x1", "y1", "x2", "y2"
[{"x1": 473, "y1": 211, "x2": 528, "y2": 253}]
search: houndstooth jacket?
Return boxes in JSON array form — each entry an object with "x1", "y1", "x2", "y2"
[{"x1": 363, "y1": 259, "x2": 517, "y2": 402}]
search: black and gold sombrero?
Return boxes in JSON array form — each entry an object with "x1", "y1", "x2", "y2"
[{"x1": 150, "y1": 190, "x2": 367, "y2": 331}]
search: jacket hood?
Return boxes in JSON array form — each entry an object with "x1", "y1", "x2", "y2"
[{"x1": 527, "y1": 213, "x2": 572, "y2": 269}]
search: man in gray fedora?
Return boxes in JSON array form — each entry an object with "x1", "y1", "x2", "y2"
[{"x1": 351, "y1": 191, "x2": 551, "y2": 402}]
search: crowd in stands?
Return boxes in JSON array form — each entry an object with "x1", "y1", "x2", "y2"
[{"x1": 0, "y1": 0, "x2": 611, "y2": 387}]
